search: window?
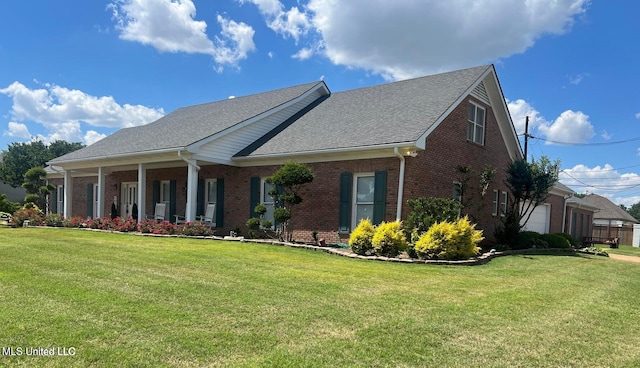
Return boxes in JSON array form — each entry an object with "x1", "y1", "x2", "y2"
[
  {"x1": 57, "y1": 185, "x2": 64, "y2": 215},
  {"x1": 353, "y1": 174, "x2": 375, "y2": 229},
  {"x1": 492, "y1": 190, "x2": 499, "y2": 216},
  {"x1": 467, "y1": 102, "x2": 485, "y2": 145},
  {"x1": 500, "y1": 191, "x2": 508, "y2": 217},
  {"x1": 93, "y1": 184, "x2": 99, "y2": 218},
  {"x1": 160, "y1": 180, "x2": 170, "y2": 204},
  {"x1": 204, "y1": 179, "x2": 217, "y2": 225}
]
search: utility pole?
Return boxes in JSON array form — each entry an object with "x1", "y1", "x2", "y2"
[{"x1": 523, "y1": 116, "x2": 530, "y2": 162}]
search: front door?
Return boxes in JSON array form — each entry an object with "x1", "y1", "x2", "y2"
[{"x1": 121, "y1": 182, "x2": 137, "y2": 218}]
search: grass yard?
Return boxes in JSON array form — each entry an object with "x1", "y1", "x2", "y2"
[
  {"x1": 1, "y1": 227, "x2": 640, "y2": 367},
  {"x1": 603, "y1": 244, "x2": 640, "y2": 257}
]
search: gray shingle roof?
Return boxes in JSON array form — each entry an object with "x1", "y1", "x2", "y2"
[
  {"x1": 583, "y1": 194, "x2": 639, "y2": 223},
  {"x1": 50, "y1": 81, "x2": 323, "y2": 163},
  {"x1": 238, "y1": 65, "x2": 491, "y2": 157}
]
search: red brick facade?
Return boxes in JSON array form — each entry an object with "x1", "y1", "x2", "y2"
[{"x1": 49, "y1": 94, "x2": 523, "y2": 244}]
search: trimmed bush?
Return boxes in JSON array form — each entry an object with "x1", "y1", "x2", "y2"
[
  {"x1": 404, "y1": 197, "x2": 462, "y2": 237},
  {"x1": 177, "y1": 222, "x2": 214, "y2": 237},
  {"x1": 372, "y1": 221, "x2": 407, "y2": 257},
  {"x1": 515, "y1": 231, "x2": 546, "y2": 249},
  {"x1": 11, "y1": 205, "x2": 43, "y2": 227},
  {"x1": 555, "y1": 232, "x2": 579, "y2": 248},
  {"x1": 414, "y1": 216, "x2": 483, "y2": 260},
  {"x1": 540, "y1": 233, "x2": 571, "y2": 249},
  {"x1": 349, "y1": 218, "x2": 375, "y2": 255},
  {"x1": 43, "y1": 213, "x2": 64, "y2": 227},
  {"x1": 63, "y1": 216, "x2": 87, "y2": 228}
]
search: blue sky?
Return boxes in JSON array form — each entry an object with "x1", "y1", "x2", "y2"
[{"x1": 1, "y1": 0, "x2": 639, "y2": 206}]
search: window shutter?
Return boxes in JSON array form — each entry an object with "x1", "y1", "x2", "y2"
[
  {"x1": 52, "y1": 188, "x2": 57, "y2": 214},
  {"x1": 152, "y1": 180, "x2": 160, "y2": 212},
  {"x1": 373, "y1": 170, "x2": 387, "y2": 225},
  {"x1": 250, "y1": 177, "x2": 260, "y2": 218},
  {"x1": 216, "y1": 178, "x2": 224, "y2": 227},
  {"x1": 197, "y1": 178, "x2": 205, "y2": 217},
  {"x1": 339, "y1": 172, "x2": 352, "y2": 232},
  {"x1": 169, "y1": 180, "x2": 177, "y2": 223},
  {"x1": 87, "y1": 183, "x2": 94, "y2": 218}
]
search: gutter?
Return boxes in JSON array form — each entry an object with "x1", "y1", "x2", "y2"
[
  {"x1": 178, "y1": 150, "x2": 200, "y2": 170},
  {"x1": 393, "y1": 147, "x2": 406, "y2": 221}
]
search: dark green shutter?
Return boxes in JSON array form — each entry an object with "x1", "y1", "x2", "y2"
[
  {"x1": 197, "y1": 178, "x2": 205, "y2": 217},
  {"x1": 216, "y1": 178, "x2": 224, "y2": 227},
  {"x1": 373, "y1": 170, "x2": 387, "y2": 225},
  {"x1": 169, "y1": 180, "x2": 177, "y2": 223},
  {"x1": 87, "y1": 183, "x2": 94, "y2": 218},
  {"x1": 152, "y1": 180, "x2": 160, "y2": 212},
  {"x1": 339, "y1": 172, "x2": 352, "y2": 232},
  {"x1": 52, "y1": 188, "x2": 58, "y2": 214},
  {"x1": 250, "y1": 177, "x2": 260, "y2": 218}
]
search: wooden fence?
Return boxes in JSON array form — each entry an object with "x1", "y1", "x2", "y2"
[{"x1": 592, "y1": 225, "x2": 634, "y2": 246}]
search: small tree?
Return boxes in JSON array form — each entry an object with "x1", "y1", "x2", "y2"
[
  {"x1": 266, "y1": 161, "x2": 314, "y2": 241},
  {"x1": 497, "y1": 156, "x2": 559, "y2": 246},
  {"x1": 22, "y1": 167, "x2": 55, "y2": 210}
]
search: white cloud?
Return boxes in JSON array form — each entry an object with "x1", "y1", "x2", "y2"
[
  {"x1": 507, "y1": 99, "x2": 595, "y2": 144},
  {"x1": 300, "y1": 0, "x2": 588, "y2": 80},
  {"x1": 601, "y1": 130, "x2": 611, "y2": 140},
  {"x1": 110, "y1": 0, "x2": 255, "y2": 70},
  {"x1": 213, "y1": 15, "x2": 256, "y2": 71},
  {"x1": 538, "y1": 110, "x2": 595, "y2": 144},
  {"x1": 568, "y1": 73, "x2": 588, "y2": 85},
  {"x1": 84, "y1": 131, "x2": 108, "y2": 146},
  {"x1": 635, "y1": 112, "x2": 640, "y2": 119},
  {"x1": 561, "y1": 164, "x2": 640, "y2": 207},
  {"x1": 240, "y1": 0, "x2": 310, "y2": 42},
  {"x1": 292, "y1": 47, "x2": 313, "y2": 60},
  {"x1": 4, "y1": 122, "x2": 32, "y2": 139},
  {"x1": 0, "y1": 81, "x2": 164, "y2": 145}
]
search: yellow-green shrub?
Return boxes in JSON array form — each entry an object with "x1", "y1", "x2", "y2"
[
  {"x1": 349, "y1": 218, "x2": 375, "y2": 255},
  {"x1": 372, "y1": 221, "x2": 407, "y2": 257},
  {"x1": 414, "y1": 216, "x2": 483, "y2": 260}
]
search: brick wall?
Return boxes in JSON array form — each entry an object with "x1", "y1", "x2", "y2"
[{"x1": 50, "y1": 94, "x2": 522, "y2": 244}]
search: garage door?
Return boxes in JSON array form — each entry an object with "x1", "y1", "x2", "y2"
[{"x1": 521, "y1": 202, "x2": 550, "y2": 234}]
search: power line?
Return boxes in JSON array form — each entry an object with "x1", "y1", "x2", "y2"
[{"x1": 529, "y1": 135, "x2": 640, "y2": 146}]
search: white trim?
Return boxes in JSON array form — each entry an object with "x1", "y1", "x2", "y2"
[
  {"x1": 393, "y1": 147, "x2": 406, "y2": 221},
  {"x1": 260, "y1": 178, "x2": 276, "y2": 229},
  {"x1": 500, "y1": 191, "x2": 508, "y2": 217},
  {"x1": 492, "y1": 189, "x2": 499, "y2": 216}
]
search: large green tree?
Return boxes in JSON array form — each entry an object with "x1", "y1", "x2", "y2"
[
  {"x1": 496, "y1": 156, "x2": 560, "y2": 246},
  {"x1": 0, "y1": 140, "x2": 84, "y2": 188},
  {"x1": 627, "y1": 202, "x2": 640, "y2": 222}
]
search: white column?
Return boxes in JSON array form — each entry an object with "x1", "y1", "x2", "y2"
[
  {"x1": 63, "y1": 170, "x2": 73, "y2": 218},
  {"x1": 185, "y1": 163, "x2": 199, "y2": 222},
  {"x1": 137, "y1": 163, "x2": 146, "y2": 221},
  {"x1": 97, "y1": 167, "x2": 105, "y2": 218}
]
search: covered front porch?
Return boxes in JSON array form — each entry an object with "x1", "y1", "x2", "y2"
[{"x1": 48, "y1": 151, "x2": 212, "y2": 224}]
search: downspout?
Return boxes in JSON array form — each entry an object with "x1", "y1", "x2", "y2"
[
  {"x1": 393, "y1": 147, "x2": 406, "y2": 221},
  {"x1": 561, "y1": 194, "x2": 571, "y2": 233}
]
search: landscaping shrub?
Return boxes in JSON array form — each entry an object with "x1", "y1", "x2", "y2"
[
  {"x1": 414, "y1": 216, "x2": 483, "y2": 260},
  {"x1": 540, "y1": 233, "x2": 571, "y2": 249},
  {"x1": 372, "y1": 221, "x2": 407, "y2": 257},
  {"x1": 138, "y1": 220, "x2": 176, "y2": 235},
  {"x1": 515, "y1": 231, "x2": 545, "y2": 249},
  {"x1": 43, "y1": 213, "x2": 64, "y2": 227},
  {"x1": 404, "y1": 197, "x2": 462, "y2": 237},
  {"x1": 0, "y1": 193, "x2": 20, "y2": 214},
  {"x1": 555, "y1": 232, "x2": 579, "y2": 247},
  {"x1": 349, "y1": 218, "x2": 375, "y2": 255},
  {"x1": 63, "y1": 216, "x2": 87, "y2": 228},
  {"x1": 177, "y1": 222, "x2": 214, "y2": 237},
  {"x1": 11, "y1": 204, "x2": 43, "y2": 227}
]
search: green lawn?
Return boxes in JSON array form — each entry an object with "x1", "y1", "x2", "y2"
[
  {"x1": 602, "y1": 244, "x2": 640, "y2": 257},
  {"x1": 2, "y1": 227, "x2": 640, "y2": 367}
]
